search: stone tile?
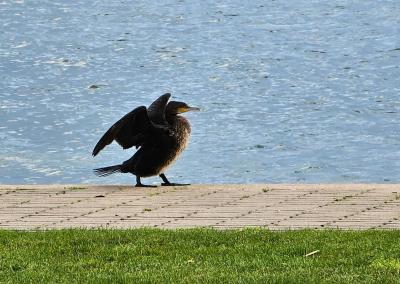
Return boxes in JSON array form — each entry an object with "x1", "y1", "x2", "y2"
[{"x1": 0, "y1": 184, "x2": 399, "y2": 230}]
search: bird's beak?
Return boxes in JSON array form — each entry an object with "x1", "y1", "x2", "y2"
[
  {"x1": 187, "y1": 106, "x2": 200, "y2": 112},
  {"x1": 178, "y1": 106, "x2": 200, "y2": 113}
]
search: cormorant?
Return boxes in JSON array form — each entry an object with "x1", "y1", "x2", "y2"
[{"x1": 92, "y1": 93, "x2": 199, "y2": 187}]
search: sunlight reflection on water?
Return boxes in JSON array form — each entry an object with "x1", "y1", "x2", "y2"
[{"x1": 1, "y1": 1, "x2": 399, "y2": 184}]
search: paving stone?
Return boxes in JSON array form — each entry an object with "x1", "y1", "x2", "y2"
[{"x1": 0, "y1": 184, "x2": 399, "y2": 230}]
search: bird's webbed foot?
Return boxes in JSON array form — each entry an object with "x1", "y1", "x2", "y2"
[
  {"x1": 135, "y1": 176, "x2": 157, "y2": 188},
  {"x1": 161, "y1": 182, "x2": 190, "y2": 186},
  {"x1": 135, "y1": 183, "x2": 157, "y2": 188},
  {"x1": 159, "y1": 173, "x2": 190, "y2": 186}
]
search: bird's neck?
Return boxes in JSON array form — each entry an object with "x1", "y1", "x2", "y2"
[{"x1": 167, "y1": 114, "x2": 191, "y2": 133}]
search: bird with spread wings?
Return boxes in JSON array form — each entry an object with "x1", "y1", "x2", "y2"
[{"x1": 92, "y1": 93, "x2": 199, "y2": 187}]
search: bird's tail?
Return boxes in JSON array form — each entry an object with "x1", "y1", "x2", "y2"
[{"x1": 93, "y1": 165, "x2": 122, "y2": 177}]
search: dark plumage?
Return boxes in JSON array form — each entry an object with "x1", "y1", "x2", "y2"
[{"x1": 92, "y1": 93, "x2": 199, "y2": 187}]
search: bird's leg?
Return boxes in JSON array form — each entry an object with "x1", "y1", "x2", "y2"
[
  {"x1": 159, "y1": 173, "x2": 171, "y2": 185},
  {"x1": 159, "y1": 173, "x2": 190, "y2": 186},
  {"x1": 135, "y1": 176, "x2": 157, "y2": 188}
]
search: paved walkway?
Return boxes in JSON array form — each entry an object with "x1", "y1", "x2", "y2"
[{"x1": 0, "y1": 184, "x2": 399, "y2": 230}]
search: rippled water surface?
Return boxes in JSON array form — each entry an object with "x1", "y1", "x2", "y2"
[{"x1": 1, "y1": 1, "x2": 399, "y2": 184}]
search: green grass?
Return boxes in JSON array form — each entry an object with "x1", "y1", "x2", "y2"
[{"x1": 0, "y1": 229, "x2": 399, "y2": 283}]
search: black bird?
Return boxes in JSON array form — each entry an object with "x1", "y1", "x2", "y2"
[{"x1": 92, "y1": 93, "x2": 199, "y2": 187}]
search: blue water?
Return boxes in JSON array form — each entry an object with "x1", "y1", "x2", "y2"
[{"x1": 1, "y1": 1, "x2": 399, "y2": 185}]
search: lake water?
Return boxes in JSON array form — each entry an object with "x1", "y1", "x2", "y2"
[{"x1": 1, "y1": 1, "x2": 399, "y2": 185}]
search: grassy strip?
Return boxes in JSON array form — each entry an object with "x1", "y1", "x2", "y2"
[{"x1": 0, "y1": 229, "x2": 399, "y2": 283}]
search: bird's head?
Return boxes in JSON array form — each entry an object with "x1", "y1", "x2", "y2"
[{"x1": 166, "y1": 101, "x2": 200, "y2": 115}]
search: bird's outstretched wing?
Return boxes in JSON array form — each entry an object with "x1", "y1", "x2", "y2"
[
  {"x1": 92, "y1": 106, "x2": 153, "y2": 157},
  {"x1": 92, "y1": 94, "x2": 172, "y2": 157},
  {"x1": 147, "y1": 93, "x2": 171, "y2": 125}
]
